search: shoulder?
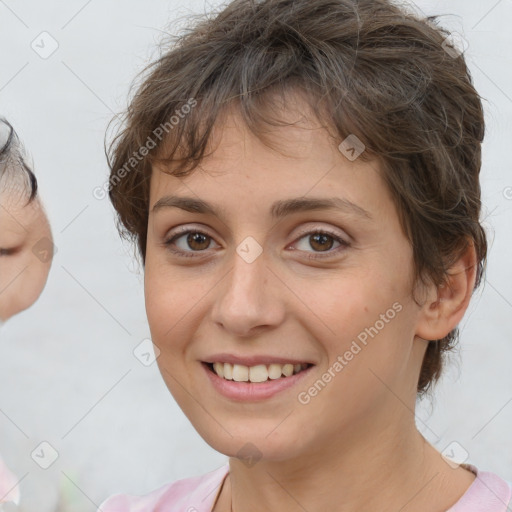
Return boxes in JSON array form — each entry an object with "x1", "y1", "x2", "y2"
[
  {"x1": 449, "y1": 464, "x2": 512, "y2": 511},
  {"x1": 98, "y1": 464, "x2": 229, "y2": 512}
]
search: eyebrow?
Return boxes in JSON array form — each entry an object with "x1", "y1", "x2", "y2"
[{"x1": 152, "y1": 195, "x2": 372, "y2": 220}]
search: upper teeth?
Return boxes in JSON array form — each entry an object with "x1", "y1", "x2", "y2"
[{"x1": 212, "y1": 362, "x2": 308, "y2": 382}]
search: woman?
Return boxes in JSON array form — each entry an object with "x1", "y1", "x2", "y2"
[{"x1": 100, "y1": 1, "x2": 511, "y2": 510}]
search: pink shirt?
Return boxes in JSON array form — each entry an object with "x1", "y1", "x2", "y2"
[
  {"x1": 99, "y1": 463, "x2": 512, "y2": 512},
  {"x1": 0, "y1": 456, "x2": 20, "y2": 505}
]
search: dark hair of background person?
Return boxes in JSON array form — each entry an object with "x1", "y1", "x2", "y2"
[{"x1": 0, "y1": 118, "x2": 38, "y2": 203}]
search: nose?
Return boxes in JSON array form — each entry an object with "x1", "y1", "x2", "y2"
[{"x1": 210, "y1": 247, "x2": 286, "y2": 338}]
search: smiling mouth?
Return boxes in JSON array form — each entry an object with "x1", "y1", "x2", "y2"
[{"x1": 204, "y1": 362, "x2": 312, "y2": 383}]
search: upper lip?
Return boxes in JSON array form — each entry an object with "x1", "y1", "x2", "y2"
[{"x1": 203, "y1": 353, "x2": 314, "y2": 366}]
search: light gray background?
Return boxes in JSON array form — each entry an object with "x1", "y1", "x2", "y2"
[{"x1": 0, "y1": 0, "x2": 510, "y2": 510}]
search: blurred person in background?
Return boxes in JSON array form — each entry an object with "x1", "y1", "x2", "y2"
[{"x1": 0, "y1": 117, "x2": 54, "y2": 506}]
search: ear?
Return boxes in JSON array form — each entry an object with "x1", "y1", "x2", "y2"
[{"x1": 415, "y1": 242, "x2": 477, "y2": 341}]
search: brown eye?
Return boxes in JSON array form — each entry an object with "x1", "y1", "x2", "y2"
[
  {"x1": 164, "y1": 229, "x2": 218, "y2": 257},
  {"x1": 293, "y1": 229, "x2": 349, "y2": 259},
  {"x1": 186, "y1": 232, "x2": 211, "y2": 251},
  {"x1": 309, "y1": 233, "x2": 334, "y2": 252}
]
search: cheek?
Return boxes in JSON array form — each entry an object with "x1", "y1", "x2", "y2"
[
  {"x1": 143, "y1": 233, "x2": 211, "y2": 367},
  {"x1": 306, "y1": 264, "x2": 407, "y2": 338},
  {"x1": 145, "y1": 269, "x2": 181, "y2": 344},
  {"x1": 144, "y1": 260, "x2": 209, "y2": 353},
  {"x1": 306, "y1": 260, "x2": 417, "y2": 381},
  {"x1": 0, "y1": 254, "x2": 41, "y2": 319}
]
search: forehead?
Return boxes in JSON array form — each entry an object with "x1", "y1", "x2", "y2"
[
  {"x1": 155, "y1": 92, "x2": 374, "y2": 176},
  {"x1": 154, "y1": 88, "x2": 348, "y2": 174},
  {"x1": 0, "y1": 162, "x2": 33, "y2": 201},
  {"x1": 0, "y1": 178, "x2": 32, "y2": 215},
  {"x1": 211, "y1": 91, "x2": 340, "y2": 158},
  {"x1": 148, "y1": 104, "x2": 394, "y2": 232},
  {"x1": 0, "y1": 191, "x2": 45, "y2": 240}
]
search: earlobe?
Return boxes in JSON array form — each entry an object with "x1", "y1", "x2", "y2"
[{"x1": 415, "y1": 242, "x2": 477, "y2": 341}]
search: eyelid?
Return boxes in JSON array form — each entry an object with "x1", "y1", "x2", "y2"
[
  {"x1": 0, "y1": 246, "x2": 20, "y2": 256},
  {"x1": 163, "y1": 225, "x2": 220, "y2": 256},
  {"x1": 291, "y1": 223, "x2": 350, "y2": 244},
  {"x1": 287, "y1": 228, "x2": 350, "y2": 260},
  {"x1": 164, "y1": 222, "x2": 349, "y2": 244},
  {"x1": 165, "y1": 225, "x2": 217, "y2": 243},
  {"x1": 163, "y1": 223, "x2": 350, "y2": 260}
]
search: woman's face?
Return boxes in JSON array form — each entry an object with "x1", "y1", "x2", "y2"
[
  {"x1": 144, "y1": 101, "x2": 431, "y2": 464},
  {"x1": 0, "y1": 184, "x2": 53, "y2": 322}
]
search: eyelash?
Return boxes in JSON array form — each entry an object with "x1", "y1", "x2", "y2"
[
  {"x1": 0, "y1": 248, "x2": 16, "y2": 257},
  {"x1": 163, "y1": 227, "x2": 349, "y2": 260}
]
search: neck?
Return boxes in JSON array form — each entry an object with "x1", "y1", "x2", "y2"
[{"x1": 222, "y1": 415, "x2": 473, "y2": 512}]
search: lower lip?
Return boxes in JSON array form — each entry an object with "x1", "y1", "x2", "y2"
[{"x1": 202, "y1": 363, "x2": 313, "y2": 401}]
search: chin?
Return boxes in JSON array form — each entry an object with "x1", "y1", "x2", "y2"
[{"x1": 195, "y1": 421, "x2": 307, "y2": 463}]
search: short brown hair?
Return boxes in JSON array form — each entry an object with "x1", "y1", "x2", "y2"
[{"x1": 107, "y1": 0, "x2": 487, "y2": 397}]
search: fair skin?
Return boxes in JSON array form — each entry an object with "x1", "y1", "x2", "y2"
[
  {"x1": 0, "y1": 182, "x2": 53, "y2": 322},
  {"x1": 144, "y1": 97, "x2": 477, "y2": 512}
]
